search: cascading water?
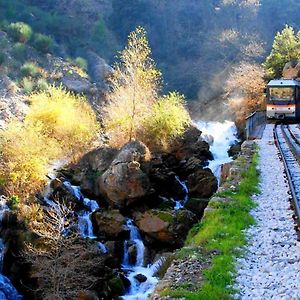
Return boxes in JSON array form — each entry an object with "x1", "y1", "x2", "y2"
[
  {"x1": 196, "y1": 120, "x2": 238, "y2": 181},
  {"x1": 0, "y1": 197, "x2": 22, "y2": 299},
  {"x1": 174, "y1": 176, "x2": 189, "y2": 210},
  {"x1": 121, "y1": 219, "x2": 162, "y2": 300}
]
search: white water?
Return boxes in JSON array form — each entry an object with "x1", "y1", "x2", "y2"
[
  {"x1": 196, "y1": 120, "x2": 238, "y2": 181},
  {"x1": 174, "y1": 176, "x2": 189, "y2": 210},
  {"x1": 122, "y1": 220, "x2": 161, "y2": 300}
]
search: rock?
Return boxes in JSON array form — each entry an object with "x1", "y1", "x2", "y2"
[
  {"x1": 127, "y1": 243, "x2": 137, "y2": 265},
  {"x1": 99, "y1": 141, "x2": 151, "y2": 209},
  {"x1": 220, "y1": 162, "x2": 234, "y2": 185},
  {"x1": 171, "y1": 125, "x2": 213, "y2": 162},
  {"x1": 134, "y1": 209, "x2": 196, "y2": 246},
  {"x1": 187, "y1": 168, "x2": 218, "y2": 198},
  {"x1": 282, "y1": 61, "x2": 300, "y2": 79},
  {"x1": 77, "y1": 291, "x2": 99, "y2": 300},
  {"x1": 184, "y1": 198, "x2": 210, "y2": 219},
  {"x1": 134, "y1": 274, "x2": 147, "y2": 283},
  {"x1": 61, "y1": 75, "x2": 92, "y2": 94},
  {"x1": 228, "y1": 142, "x2": 241, "y2": 158},
  {"x1": 92, "y1": 210, "x2": 127, "y2": 239},
  {"x1": 87, "y1": 51, "x2": 113, "y2": 89}
]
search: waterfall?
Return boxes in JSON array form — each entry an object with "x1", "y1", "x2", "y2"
[
  {"x1": 121, "y1": 219, "x2": 160, "y2": 300},
  {"x1": 174, "y1": 176, "x2": 189, "y2": 210},
  {"x1": 196, "y1": 121, "x2": 238, "y2": 182}
]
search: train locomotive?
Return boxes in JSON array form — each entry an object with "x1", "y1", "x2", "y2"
[{"x1": 266, "y1": 79, "x2": 300, "y2": 119}]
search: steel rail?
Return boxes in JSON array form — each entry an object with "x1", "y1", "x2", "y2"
[{"x1": 274, "y1": 124, "x2": 300, "y2": 230}]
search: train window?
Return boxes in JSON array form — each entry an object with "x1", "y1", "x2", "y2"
[{"x1": 269, "y1": 87, "x2": 294, "y2": 101}]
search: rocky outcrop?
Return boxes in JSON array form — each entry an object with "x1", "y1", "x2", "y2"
[
  {"x1": 61, "y1": 75, "x2": 93, "y2": 94},
  {"x1": 99, "y1": 141, "x2": 151, "y2": 209},
  {"x1": 134, "y1": 209, "x2": 196, "y2": 247},
  {"x1": 87, "y1": 51, "x2": 113, "y2": 89},
  {"x1": 187, "y1": 168, "x2": 218, "y2": 198},
  {"x1": 171, "y1": 125, "x2": 213, "y2": 162},
  {"x1": 92, "y1": 210, "x2": 127, "y2": 239}
]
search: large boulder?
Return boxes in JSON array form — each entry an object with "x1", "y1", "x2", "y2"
[
  {"x1": 61, "y1": 75, "x2": 93, "y2": 94},
  {"x1": 99, "y1": 141, "x2": 151, "y2": 209},
  {"x1": 187, "y1": 168, "x2": 218, "y2": 198},
  {"x1": 184, "y1": 198, "x2": 210, "y2": 219},
  {"x1": 134, "y1": 209, "x2": 196, "y2": 247},
  {"x1": 171, "y1": 126, "x2": 213, "y2": 162},
  {"x1": 87, "y1": 51, "x2": 113, "y2": 89},
  {"x1": 92, "y1": 210, "x2": 127, "y2": 240}
]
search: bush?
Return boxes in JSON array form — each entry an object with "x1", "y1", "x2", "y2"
[
  {"x1": 27, "y1": 86, "x2": 99, "y2": 156},
  {"x1": 33, "y1": 33, "x2": 53, "y2": 53},
  {"x1": 75, "y1": 57, "x2": 87, "y2": 70},
  {"x1": 12, "y1": 42, "x2": 27, "y2": 61},
  {"x1": 141, "y1": 92, "x2": 191, "y2": 150},
  {"x1": 21, "y1": 77, "x2": 34, "y2": 94},
  {"x1": 35, "y1": 78, "x2": 48, "y2": 92},
  {"x1": 0, "y1": 121, "x2": 60, "y2": 197},
  {"x1": 7, "y1": 22, "x2": 32, "y2": 43},
  {"x1": 20, "y1": 62, "x2": 39, "y2": 78}
]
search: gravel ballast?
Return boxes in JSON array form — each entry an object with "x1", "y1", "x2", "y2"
[{"x1": 233, "y1": 124, "x2": 300, "y2": 299}]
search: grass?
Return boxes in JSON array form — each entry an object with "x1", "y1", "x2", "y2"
[{"x1": 163, "y1": 149, "x2": 260, "y2": 299}]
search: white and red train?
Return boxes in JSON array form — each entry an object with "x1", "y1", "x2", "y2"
[{"x1": 266, "y1": 79, "x2": 300, "y2": 119}]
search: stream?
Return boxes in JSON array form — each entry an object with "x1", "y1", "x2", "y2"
[{"x1": 0, "y1": 121, "x2": 237, "y2": 299}]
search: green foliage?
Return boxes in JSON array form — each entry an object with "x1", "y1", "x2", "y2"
[
  {"x1": 12, "y1": 42, "x2": 27, "y2": 61},
  {"x1": 7, "y1": 22, "x2": 32, "y2": 43},
  {"x1": 165, "y1": 152, "x2": 260, "y2": 299},
  {"x1": 20, "y1": 62, "x2": 39, "y2": 78},
  {"x1": 74, "y1": 57, "x2": 88, "y2": 70},
  {"x1": 35, "y1": 78, "x2": 48, "y2": 92},
  {"x1": 264, "y1": 25, "x2": 300, "y2": 78},
  {"x1": 142, "y1": 92, "x2": 191, "y2": 150},
  {"x1": 21, "y1": 77, "x2": 34, "y2": 95},
  {"x1": 94, "y1": 17, "x2": 106, "y2": 41},
  {"x1": 33, "y1": 33, "x2": 53, "y2": 53},
  {"x1": 9, "y1": 195, "x2": 20, "y2": 210}
]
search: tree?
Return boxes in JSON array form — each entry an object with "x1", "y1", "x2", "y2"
[
  {"x1": 264, "y1": 25, "x2": 300, "y2": 78},
  {"x1": 104, "y1": 26, "x2": 161, "y2": 147}
]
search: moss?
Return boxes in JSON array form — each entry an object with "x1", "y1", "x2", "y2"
[{"x1": 153, "y1": 210, "x2": 174, "y2": 224}]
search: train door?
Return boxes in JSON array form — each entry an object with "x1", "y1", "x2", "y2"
[{"x1": 296, "y1": 87, "x2": 300, "y2": 119}]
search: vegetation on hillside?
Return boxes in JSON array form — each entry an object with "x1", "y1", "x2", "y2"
[{"x1": 0, "y1": 86, "x2": 99, "y2": 200}]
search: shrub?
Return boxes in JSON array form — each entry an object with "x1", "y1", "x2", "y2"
[
  {"x1": 21, "y1": 77, "x2": 34, "y2": 94},
  {"x1": 75, "y1": 57, "x2": 87, "y2": 70},
  {"x1": 141, "y1": 92, "x2": 191, "y2": 150},
  {"x1": 27, "y1": 86, "x2": 99, "y2": 156},
  {"x1": 0, "y1": 120, "x2": 60, "y2": 198},
  {"x1": 33, "y1": 33, "x2": 53, "y2": 53},
  {"x1": 20, "y1": 62, "x2": 39, "y2": 77},
  {"x1": 35, "y1": 78, "x2": 48, "y2": 92},
  {"x1": 8, "y1": 195, "x2": 20, "y2": 210},
  {"x1": 12, "y1": 42, "x2": 27, "y2": 61},
  {"x1": 7, "y1": 22, "x2": 32, "y2": 43}
]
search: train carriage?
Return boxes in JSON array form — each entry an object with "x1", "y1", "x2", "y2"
[{"x1": 266, "y1": 79, "x2": 300, "y2": 120}]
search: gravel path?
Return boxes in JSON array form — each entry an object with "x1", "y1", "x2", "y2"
[{"x1": 233, "y1": 124, "x2": 300, "y2": 300}]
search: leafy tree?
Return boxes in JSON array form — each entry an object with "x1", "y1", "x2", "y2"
[
  {"x1": 104, "y1": 26, "x2": 161, "y2": 147},
  {"x1": 264, "y1": 25, "x2": 300, "y2": 78}
]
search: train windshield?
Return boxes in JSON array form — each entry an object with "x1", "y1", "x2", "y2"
[{"x1": 269, "y1": 87, "x2": 294, "y2": 101}]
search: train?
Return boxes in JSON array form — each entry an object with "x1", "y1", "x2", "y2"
[{"x1": 266, "y1": 79, "x2": 300, "y2": 119}]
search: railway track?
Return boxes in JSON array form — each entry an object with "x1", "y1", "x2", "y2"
[{"x1": 274, "y1": 124, "x2": 300, "y2": 234}]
